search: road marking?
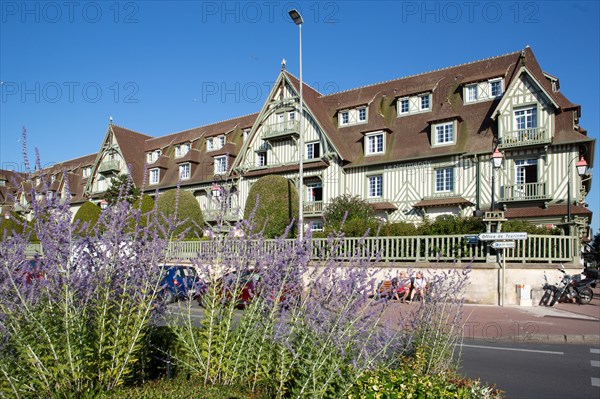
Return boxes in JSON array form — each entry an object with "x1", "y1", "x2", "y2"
[
  {"x1": 592, "y1": 360, "x2": 600, "y2": 368},
  {"x1": 592, "y1": 377, "x2": 600, "y2": 387},
  {"x1": 458, "y1": 343, "x2": 564, "y2": 355},
  {"x1": 591, "y1": 349, "x2": 600, "y2": 354}
]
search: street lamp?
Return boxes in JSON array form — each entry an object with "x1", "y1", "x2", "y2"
[
  {"x1": 289, "y1": 9, "x2": 304, "y2": 239},
  {"x1": 490, "y1": 147, "x2": 504, "y2": 211},
  {"x1": 567, "y1": 156, "x2": 588, "y2": 223}
]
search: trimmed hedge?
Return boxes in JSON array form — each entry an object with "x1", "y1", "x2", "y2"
[
  {"x1": 156, "y1": 189, "x2": 204, "y2": 239},
  {"x1": 243, "y1": 175, "x2": 298, "y2": 238},
  {"x1": 72, "y1": 201, "x2": 101, "y2": 234}
]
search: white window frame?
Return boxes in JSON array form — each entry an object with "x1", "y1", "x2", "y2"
[
  {"x1": 368, "y1": 174, "x2": 383, "y2": 198},
  {"x1": 358, "y1": 107, "x2": 367, "y2": 123},
  {"x1": 339, "y1": 110, "x2": 349, "y2": 126},
  {"x1": 179, "y1": 163, "x2": 191, "y2": 180},
  {"x1": 399, "y1": 98, "x2": 409, "y2": 114},
  {"x1": 207, "y1": 138, "x2": 214, "y2": 151},
  {"x1": 256, "y1": 151, "x2": 267, "y2": 167},
  {"x1": 435, "y1": 167, "x2": 454, "y2": 193},
  {"x1": 419, "y1": 94, "x2": 430, "y2": 111},
  {"x1": 365, "y1": 132, "x2": 385, "y2": 156},
  {"x1": 175, "y1": 143, "x2": 190, "y2": 158},
  {"x1": 82, "y1": 167, "x2": 91, "y2": 178},
  {"x1": 217, "y1": 135, "x2": 225, "y2": 149},
  {"x1": 306, "y1": 141, "x2": 320, "y2": 159},
  {"x1": 466, "y1": 84, "x2": 478, "y2": 102},
  {"x1": 243, "y1": 129, "x2": 250, "y2": 142},
  {"x1": 433, "y1": 121, "x2": 456, "y2": 146},
  {"x1": 214, "y1": 156, "x2": 228, "y2": 174},
  {"x1": 490, "y1": 79, "x2": 503, "y2": 97},
  {"x1": 149, "y1": 168, "x2": 160, "y2": 185},
  {"x1": 310, "y1": 221, "x2": 324, "y2": 232}
]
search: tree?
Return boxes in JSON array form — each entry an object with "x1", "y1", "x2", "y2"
[
  {"x1": 156, "y1": 189, "x2": 204, "y2": 239},
  {"x1": 72, "y1": 201, "x2": 101, "y2": 234},
  {"x1": 243, "y1": 175, "x2": 298, "y2": 238},
  {"x1": 323, "y1": 194, "x2": 375, "y2": 231},
  {"x1": 103, "y1": 174, "x2": 140, "y2": 205}
]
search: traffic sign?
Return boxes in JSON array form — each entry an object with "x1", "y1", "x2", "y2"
[
  {"x1": 464, "y1": 235, "x2": 479, "y2": 244},
  {"x1": 478, "y1": 232, "x2": 528, "y2": 241},
  {"x1": 490, "y1": 241, "x2": 515, "y2": 249}
]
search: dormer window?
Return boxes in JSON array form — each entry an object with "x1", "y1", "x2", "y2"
[
  {"x1": 147, "y1": 150, "x2": 161, "y2": 164},
  {"x1": 467, "y1": 84, "x2": 478, "y2": 102},
  {"x1": 464, "y1": 78, "x2": 504, "y2": 104},
  {"x1": 207, "y1": 136, "x2": 225, "y2": 151},
  {"x1": 358, "y1": 107, "x2": 367, "y2": 122},
  {"x1": 214, "y1": 156, "x2": 227, "y2": 174},
  {"x1": 340, "y1": 111, "x2": 349, "y2": 126},
  {"x1": 365, "y1": 131, "x2": 385, "y2": 156},
  {"x1": 0, "y1": 179, "x2": 6, "y2": 187},
  {"x1": 419, "y1": 94, "x2": 430, "y2": 111},
  {"x1": 397, "y1": 93, "x2": 432, "y2": 117},
  {"x1": 179, "y1": 163, "x2": 191, "y2": 180},
  {"x1": 149, "y1": 168, "x2": 160, "y2": 185},
  {"x1": 175, "y1": 143, "x2": 190, "y2": 158},
  {"x1": 490, "y1": 79, "x2": 503, "y2": 97},
  {"x1": 432, "y1": 121, "x2": 456, "y2": 146},
  {"x1": 338, "y1": 106, "x2": 368, "y2": 127},
  {"x1": 399, "y1": 98, "x2": 409, "y2": 114},
  {"x1": 82, "y1": 166, "x2": 92, "y2": 178}
]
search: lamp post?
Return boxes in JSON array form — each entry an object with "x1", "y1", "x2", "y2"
[
  {"x1": 491, "y1": 147, "x2": 504, "y2": 212},
  {"x1": 567, "y1": 156, "x2": 588, "y2": 223},
  {"x1": 289, "y1": 9, "x2": 304, "y2": 239}
]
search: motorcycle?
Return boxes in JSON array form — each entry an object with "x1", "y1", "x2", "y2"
[{"x1": 542, "y1": 266, "x2": 597, "y2": 306}]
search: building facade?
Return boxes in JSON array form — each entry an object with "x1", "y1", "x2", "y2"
[{"x1": 2, "y1": 47, "x2": 595, "y2": 237}]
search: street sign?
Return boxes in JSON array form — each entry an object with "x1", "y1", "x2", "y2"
[
  {"x1": 464, "y1": 235, "x2": 479, "y2": 244},
  {"x1": 478, "y1": 232, "x2": 528, "y2": 241},
  {"x1": 491, "y1": 241, "x2": 515, "y2": 249}
]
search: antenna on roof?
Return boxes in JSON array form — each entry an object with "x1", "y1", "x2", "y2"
[{"x1": 281, "y1": 58, "x2": 286, "y2": 71}]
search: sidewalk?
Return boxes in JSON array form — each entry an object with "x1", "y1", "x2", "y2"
[{"x1": 461, "y1": 288, "x2": 600, "y2": 344}]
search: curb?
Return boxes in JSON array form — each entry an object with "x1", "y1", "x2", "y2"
[{"x1": 463, "y1": 334, "x2": 600, "y2": 345}]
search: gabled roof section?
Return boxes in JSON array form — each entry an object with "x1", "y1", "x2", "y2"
[{"x1": 110, "y1": 125, "x2": 153, "y2": 186}]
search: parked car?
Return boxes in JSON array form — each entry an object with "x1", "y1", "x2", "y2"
[
  {"x1": 198, "y1": 269, "x2": 300, "y2": 309},
  {"x1": 159, "y1": 265, "x2": 203, "y2": 303}
]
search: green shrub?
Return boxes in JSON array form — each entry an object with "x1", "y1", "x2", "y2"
[
  {"x1": 323, "y1": 195, "x2": 375, "y2": 231},
  {"x1": 243, "y1": 175, "x2": 298, "y2": 238},
  {"x1": 501, "y1": 220, "x2": 561, "y2": 235},
  {"x1": 132, "y1": 194, "x2": 155, "y2": 228},
  {"x1": 0, "y1": 212, "x2": 25, "y2": 239},
  {"x1": 341, "y1": 218, "x2": 381, "y2": 237},
  {"x1": 72, "y1": 201, "x2": 101, "y2": 234},
  {"x1": 156, "y1": 189, "x2": 204, "y2": 239},
  {"x1": 381, "y1": 221, "x2": 419, "y2": 236},
  {"x1": 419, "y1": 215, "x2": 485, "y2": 235}
]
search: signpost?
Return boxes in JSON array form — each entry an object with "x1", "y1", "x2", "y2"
[{"x1": 490, "y1": 241, "x2": 515, "y2": 249}]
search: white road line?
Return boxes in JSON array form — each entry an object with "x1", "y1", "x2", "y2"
[
  {"x1": 458, "y1": 343, "x2": 564, "y2": 355},
  {"x1": 591, "y1": 348, "x2": 600, "y2": 354},
  {"x1": 591, "y1": 360, "x2": 600, "y2": 368},
  {"x1": 592, "y1": 377, "x2": 600, "y2": 387}
]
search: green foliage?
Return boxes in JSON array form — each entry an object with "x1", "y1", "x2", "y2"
[
  {"x1": 323, "y1": 195, "x2": 375, "y2": 231},
  {"x1": 132, "y1": 194, "x2": 155, "y2": 229},
  {"x1": 501, "y1": 220, "x2": 561, "y2": 235},
  {"x1": 0, "y1": 211, "x2": 25, "y2": 239},
  {"x1": 380, "y1": 221, "x2": 419, "y2": 237},
  {"x1": 347, "y1": 363, "x2": 502, "y2": 399},
  {"x1": 73, "y1": 201, "x2": 101, "y2": 234},
  {"x1": 243, "y1": 175, "x2": 298, "y2": 238},
  {"x1": 419, "y1": 215, "x2": 485, "y2": 235},
  {"x1": 157, "y1": 189, "x2": 204, "y2": 239},
  {"x1": 589, "y1": 232, "x2": 600, "y2": 263},
  {"x1": 103, "y1": 173, "x2": 141, "y2": 205}
]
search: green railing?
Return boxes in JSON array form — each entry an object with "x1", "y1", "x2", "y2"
[
  {"x1": 501, "y1": 182, "x2": 550, "y2": 202},
  {"x1": 164, "y1": 234, "x2": 576, "y2": 264},
  {"x1": 499, "y1": 127, "x2": 550, "y2": 149}
]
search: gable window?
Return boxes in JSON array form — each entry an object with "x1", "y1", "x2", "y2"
[
  {"x1": 368, "y1": 175, "x2": 383, "y2": 198},
  {"x1": 340, "y1": 111, "x2": 349, "y2": 126},
  {"x1": 433, "y1": 122, "x2": 455, "y2": 146},
  {"x1": 149, "y1": 168, "x2": 160, "y2": 185},
  {"x1": 243, "y1": 129, "x2": 250, "y2": 142},
  {"x1": 467, "y1": 84, "x2": 478, "y2": 102},
  {"x1": 307, "y1": 182, "x2": 323, "y2": 202},
  {"x1": 179, "y1": 163, "x2": 191, "y2": 180},
  {"x1": 82, "y1": 167, "x2": 92, "y2": 178},
  {"x1": 214, "y1": 156, "x2": 227, "y2": 174},
  {"x1": 358, "y1": 107, "x2": 367, "y2": 122},
  {"x1": 514, "y1": 158, "x2": 539, "y2": 197},
  {"x1": 490, "y1": 79, "x2": 503, "y2": 97},
  {"x1": 365, "y1": 132, "x2": 384, "y2": 155},
  {"x1": 435, "y1": 167, "x2": 454, "y2": 193},
  {"x1": 419, "y1": 94, "x2": 430, "y2": 111},
  {"x1": 175, "y1": 143, "x2": 190, "y2": 158},
  {"x1": 256, "y1": 151, "x2": 267, "y2": 167},
  {"x1": 399, "y1": 98, "x2": 409, "y2": 114},
  {"x1": 514, "y1": 107, "x2": 537, "y2": 133},
  {"x1": 306, "y1": 142, "x2": 320, "y2": 159}
]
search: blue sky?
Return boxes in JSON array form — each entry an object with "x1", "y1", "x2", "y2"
[{"x1": 1, "y1": 1, "x2": 599, "y2": 232}]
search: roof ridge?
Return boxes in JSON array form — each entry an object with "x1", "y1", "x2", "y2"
[
  {"x1": 110, "y1": 124, "x2": 153, "y2": 138},
  {"x1": 147, "y1": 112, "x2": 259, "y2": 142},
  {"x1": 283, "y1": 71, "x2": 324, "y2": 96},
  {"x1": 321, "y1": 50, "x2": 522, "y2": 97}
]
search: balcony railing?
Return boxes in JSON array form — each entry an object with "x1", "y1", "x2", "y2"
[
  {"x1": 204, "y1": 207, "x2": 243, "y2": 222},
  {"x1": 98, "y1": 160, "x2": 121, "y2": 174},
  {"x1": 262, "y1": 121, "x2": 300, "y2": 140},
  {"x1": 501, "y1": 182, "x2": 550, "y2": 202},
  {"x1": 303, "y1": 201, "x2": 323, "y2": 216},
  {"x1": 498, "y1": 127, "x2": 550, "y2": 149}
]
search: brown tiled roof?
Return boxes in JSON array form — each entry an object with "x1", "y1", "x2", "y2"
[
  {"x1": 110, "y1": 125, "x2": 153, "y2": 187},
  {"x1": 504, "y1": 204, "x2": 592, "y2": 219},
  {"x1": 413, "y1": 197, "x2": 474, "y2": 208},
  {"x1": 370, "y1": 202, "x2": 398, "y2": 211}
]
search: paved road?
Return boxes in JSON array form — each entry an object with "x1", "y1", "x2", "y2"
[{"x1": 459, "y1": 340, "x2": 600, "y2": 399}]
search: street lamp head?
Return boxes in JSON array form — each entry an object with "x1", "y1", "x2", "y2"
[
  {"x1": 288, "y1": 9, "x2": 303, "y2": 25},
  {"x1": 492, "y1": 147, "x2": 504, "y2": 169},
  {"x1": 576, "y1": 156, "x2": 588, "y2": 176}
]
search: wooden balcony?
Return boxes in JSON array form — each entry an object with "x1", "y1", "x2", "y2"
[
  {"x1": 498, "y1": 127, "x2": 550, "y2": 149},
  {"x1": 501, "y1": 182, "x2": 550, "y2": 202},
  {"x1": 303, "y1": 201, "x2": 323, "y2": 216},
  {"x1": 262, "y1": 121, "x2": 299, "y2": 140},
  {"x1": 98, "y1": 160, "x2": 121, "y2": 174}
]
